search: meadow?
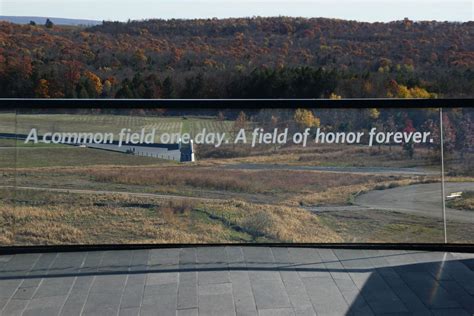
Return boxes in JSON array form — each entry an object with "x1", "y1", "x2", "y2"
[
  {"x1": 0, "y1": 188, "x2": 341, "y2": 245},
  {"x1": 1, "y1": 112, "x2": 472, "y2": 246}
]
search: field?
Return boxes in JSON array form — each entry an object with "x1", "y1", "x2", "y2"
[
  {"x1": 0, "y1": 113, "x2": 234, "y2": 136},
  {"x1": 0, "y1": 188, "x2": 340, "y2": 245},
  {"x1": 1, "y1": 112, "x2": 473, "y2": 245}
]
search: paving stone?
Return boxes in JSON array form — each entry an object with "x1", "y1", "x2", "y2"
[
  {"x1": 147, "y1": 271, "x2": 178, "y2": 285},
  {"x1": 333, "y1": 278, "x2": 374, "y2": 316},
  {"x1": 334, "y1": 249, "x2": 408, "y2": 314},
  {"x1": 374, "y1": 266, "x2": 431, "y2": 314},
  {"x1": 11, "y1": 285, "x2": 37, "y2": 300},
  {"x1": 317, "y1": 248, "x2": 351, "y2": 281},
  {"x1": 119, "y1": 274, "x2": 146, "y2": 309},
  {"x1": 302, "y1": 276, "x2": 349, "y2": 315},
  {"x1": 22, "y1": 295, "x2": 67, "y2": 316},
  {"x1": 80, "y1": 252, "x2": 104, "y2": 272},
  {"x1": 141, "y1": 282, "x2": 177, "y2": 316},
  {"x1": 397, "y1": 271, "x2": 460, "y2": 309},
  {"x1": 0, "y1": 279, "x2": 22, "y2": 299},
  {"x1": 272, "y1": 246, "x2": 314, "y2": 305},
  {"x1": 60, "y1": 292, "x2": 90, "y2": 316},
  {"x1": 1, "y1": 298, "x2": 29, "y2": 316},
  {"x1": 288, "y1": 248, "x2": 328, "y2": 279},
  {"x1": 49, "y1": 252, "x2": 86, "y2": 273},
  {"x1": 82, "y1": 292, "x2": 123, "y2": 316},
  {"x1": 236, "y1": 308, "x2": 258, "y2": 316},
  {"x1": 438, "y1": 279, "x2": 474, "y2": 314},
  {"x1": 178, "y1": 248, "x2": 198, "y2": 310},
  {"x1": 1, "y1": 247, "x2": 473, "y2": 316},
  {"x1": 198, "y1": 292, "x2": 235, "y2": 316},
  {"x1": 89, "y1": 274, "x2": 127, "y2": 295},
  {"x1": 226, "y1": 247, "x2": 245, "y2": 263},
  {"x1": 1, "y1": 254, "x2": 41, "y2": 277},
  {"x1": 99, "y1": 251, "x2": 134, "y2": 273},
  {"x1": 33, "y1": 277, "x2": 76, "y2": 299},
  {"x1": 59, "y1": 252, "x2": 101, "y2": 316},
  {"x1": 227, "y1": 248, "x2": 257, "y2": 315},
  {"x1": 0, "y1": 255, "x2": 13, "y2": 263},
  {"x1": 118, "y1": 306, "x2": 140, "y2": 316},
  {"x1": 431, "y1": 308, "x2": 470, "y2": 316},
  {"x1": 148, "y1": 248, "x2": 180, "y2": 268},
  {"x1": 197, "y1": 247, "x2": 230, "y2": 285},
  {"x1": 441, "y1": 260, "x2": 474, "y2": 295},
  {"x1": 0, "y1": 298, "x2": 9, "y2": 310},
  {"x1": 293, "y1": 305, "x2": 317, "y2": 316},
  {"x1": 129, "y1": 250, "x2": 149, "y2": 272},
  {"x1": 177, "y1": 308, "x2": 198, "y2": 316},
  {"x1": 143, "y1": 282, "x2": 177, "y2": 297},
  {"x1": 197, "y1": 283, "x2": 234, "y2": 316},
  {"x1": 258, "y1": 308, "x2": 295, "y2": 316},
  {"x1": 245, "y1": 247, "x2": 280, "y2": 281},
  {"x1": 252, "y1": 278, "x2": 291, "y2": 310},
  {"x1": 177, "y1": 271, "x2": 197, "y2": 310}
]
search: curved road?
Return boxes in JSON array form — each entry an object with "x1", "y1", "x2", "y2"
[
  {"x1": 222, "y1": 163, "x2": 437, "y2": 175},
  {"x1": 355, "y1": 182, "x2": 474, "y2": 223}
]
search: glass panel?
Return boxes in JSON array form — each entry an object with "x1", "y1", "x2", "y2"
[
  {"x1": 307, "y1": 108, "x2": 444, "y2": 243},
  {"x1": 5, "y1": 106, "x2": 447, "y2": 245},
  {"x1": 443, "y1": 107, "x2": 474, "y2": 243},
  {"x1": 0, "y1": 109, "x2": 17, "y2": 246}
]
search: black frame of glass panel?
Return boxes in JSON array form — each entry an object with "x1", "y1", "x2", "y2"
[
  {"x1": 1, "y1": 98, "x2": 473, "y2": 254},
  {"x1": 0, "y1": 98, "x2": 473, "y2": 109}
]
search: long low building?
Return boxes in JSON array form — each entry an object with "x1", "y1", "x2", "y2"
[{"x1": 0, "y1": 132, "x2": 195, "y2": 162}]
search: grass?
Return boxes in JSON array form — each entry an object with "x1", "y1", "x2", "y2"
[
  {"x1": 317, "y1": 209, "x2": 474, "y2": 243},
  {"x1": 87, "y1": 166, "x2": 391, "y2": 195},
  {"x1": 0, "y1": 188, "x2": 340, "y2": 245},
  {"x1": 201, "y1": 143, "x2": 443, "y2": 169},
  {"x1": 0, "y1": 147, "x2": 173, "y2": 168},
  {"x1": 447, "y1": 191, "x2": 474, "y2": 211},
  {"x1": 0, "y1": 113, "x2": 235, "y2": 140},
  {"x1": 1, "y1": 111, "x2": 471, "y2": 245},
  {"x1": 1, "y1": 165, "x2": 417, "y2": 208}
]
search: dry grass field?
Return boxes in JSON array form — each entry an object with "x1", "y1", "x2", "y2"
[
  {"x1": 0, "y1": 112, "x2": 472, "y2": 246},
  {"x1": 0, "y1": 188, "x2": 341, "y2": 245}
]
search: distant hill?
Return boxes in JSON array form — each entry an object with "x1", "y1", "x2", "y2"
[
  {"x1": 0, "y1": 16, "x2": 101, "y2": 26},
  {"x1": 0, "y1": 17, "x2": 473, "y2": 98}
]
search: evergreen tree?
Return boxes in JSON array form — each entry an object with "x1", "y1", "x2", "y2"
[{"x1": 45, "y1": 18, "x2": 54, "y2": 29}]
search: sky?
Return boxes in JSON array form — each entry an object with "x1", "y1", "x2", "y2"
[{"x1": 1, "y1": 0, "x2": 472, "y2": 22}]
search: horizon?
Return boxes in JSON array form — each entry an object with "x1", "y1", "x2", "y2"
[
  {"x1": 2, "y1": 14, "x2": 472, "y2": 24},
  {"x1": 1, "y1": 0, "x2": 472, "y2": 23}
]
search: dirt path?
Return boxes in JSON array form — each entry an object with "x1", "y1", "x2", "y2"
[
  {"x1": 223, "y1": 163, "x2": 437, "y2": 175},
  {"x1": 1, "y1": 185, "x2": 224, "y2": 202}
]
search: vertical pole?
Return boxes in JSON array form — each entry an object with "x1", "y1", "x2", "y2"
[{"x1": 440, "y1": 108, "x2": 447, "y2": 243}]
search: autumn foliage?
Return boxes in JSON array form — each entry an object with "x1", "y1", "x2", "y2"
[{"x1": 0, "y1": 17, "x2": 472, "y2": 98}]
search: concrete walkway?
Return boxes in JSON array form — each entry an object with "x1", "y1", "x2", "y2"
[
  {"x1": 355, "y1": 182, "x2": 474, "y2": 223},
  {"x1": 0, "y1": 247, "x2": 473, "y2": 316}
]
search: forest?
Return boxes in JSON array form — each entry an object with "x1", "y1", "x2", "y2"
[{"x1": 0, "y1": 17, "x2": 473, "y2": 98}]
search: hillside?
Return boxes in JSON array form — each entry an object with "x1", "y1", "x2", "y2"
[{"x1": 0, "y1": 17, "x2": 473, "y2": 98}]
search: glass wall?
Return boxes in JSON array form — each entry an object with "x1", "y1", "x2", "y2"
[
  {"x1": 443, "y1": 107, "x2": 474, "y2": 243},
  {"x1": 0, "y1": 105, "x2": 470, "y2": 246},
  {"x1": 0, "y1": 109, "x2": 16, "y2": 245}
]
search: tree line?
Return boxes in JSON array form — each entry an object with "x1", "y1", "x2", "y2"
[{"x1": 0, "y1": 17, "x2": 472, "y2": 98}]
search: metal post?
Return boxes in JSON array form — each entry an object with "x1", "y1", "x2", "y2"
[{"x1": 440, "y1": 108, "x2": 447, "y2": 243}]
